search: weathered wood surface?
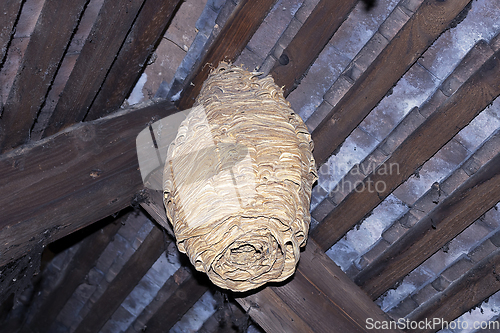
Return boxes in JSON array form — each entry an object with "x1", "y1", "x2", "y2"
[
  {"x1": 311, "y1": 48, "x2": 500, "y2": 252},
  {"x1": 0, "y1": 0, "x2": 88, "y2": 152},
  {"x1": 25, "y1": 218, "x2": 122, "y2": 333},
  {"x1": 0, "y1": 0, "x2": 23, "y2": 64},
  {"x1": 177, "y1": 0, "x2": 278, "y2": 110},
  {"x1": 311, "y1": 0, "x2": 473, "y2": 166},
  {"x1": 143, "y1": 270, "x2": 209, "y2": 332},
  {"x1": 73, "y1": 225, "x2": 166, "y2": 333},
  {"x1": 355, "y1": 151, "x2": 500, "y2": 298},
  {"x1": 270, "y1": 0, "x2": 357, "y2": 96},
  {"x1": 406, "y1": 247, "x2": 500, "y2": 333},
  {"x1": 43, "y1": 0, "x2": 146, "y2": 137},
  {"x1": 86, "y1": 0, "x2": 181, "y2": 121},
  {"x1": 0, "y1": 101, "x2": 178, "y2": 266}
]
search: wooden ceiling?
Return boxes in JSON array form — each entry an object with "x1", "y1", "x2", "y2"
[{"x1": 1, "y1": 0, "x2": 500, "y2": 332}]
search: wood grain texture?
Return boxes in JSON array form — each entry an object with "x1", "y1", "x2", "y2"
[
  {"x1": 270, "y1": 0, "x2": 357, "y2": 96},
  {"x1": 311, "y1": 49, "x2": 500, "y2": 252},
  {"x1": 0, "y1": 0, "x2": 23, "y2": 64},
  {"x1": 406, "y1": 247, "x2": 500, "y2": 333},
  {"x1": 143, "y1": 271, "x2": 209, "y2": 333},
  {"x1": 0, "y1": 0, "x2": 89, "y2": 152},
  {"x1": 0, "y1": 101, "x2": 178, "y2": 266},
  {"x1": 355, "y1": 151, "x2": 500, "y2": 298},
  {"x1": 311, "y1": 0, "x2": 473, "y2": 166},
  {"x1": 176, "y1": 0, "x2": 278, "y2": 110},
  {"x1": 43, "y1": 0, "x2": 146, "y2": 137},
  {"x1": 25, "y1": 218, "x2": 122, "y2": 333},
  {"x1": 73, "y1": 225, "x2": 166, "y2": 333},
  {"x1": 85, "y1": 0, "x2": 181, "y2": 121}
]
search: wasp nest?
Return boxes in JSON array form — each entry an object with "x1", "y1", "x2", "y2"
[{"x1": 163, "y1": 62, "x2": 317, "y2": 292}]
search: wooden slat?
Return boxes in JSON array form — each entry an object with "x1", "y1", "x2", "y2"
[
  {"x1": 354, "y1": 151, "x2": 500, "y2": 298},
  {"x1": 0, "y1": 0, "x2": 23, "y2": 64},
  {"x1": 85, "y1": 0, "x2": 181, "y2": 121},
  {"x1": 406, "y1": 247, "x2": 500, "y2": 333},
  {"x1": 269, "y1": 0, "x2": 357, "y2": 96},
  {"x1": 311, "y1": 49, "x2": 500, "y2": 252},
  {"x1": 24, "y1": 217, "x2": 123, "y2": 333},
  {"x1": 311, "y1": 0, "x2": 473, "y2": 166},
  {"x1": 0, "y1": 101, "x2": 178, "y2": 266},
  {"x1": 143, "y1": 270, "x2": 209, "y2": 332},
  {"x1": 42, "y1": 0, "x2": 146, "y2": 137},
  {"x1": 141, "y1": 164, "x2": 400, "y2": 333},
  {"x1": 176, "y1": 0, "x2": 278, "y2": 110},
  {"x1": 124, "y1": 266, "x2": 193, "y2": 333},
  {"x1": 73, "y1": 225, "x2": 166, "y2": 333},
  {"x1": 0, "y1": 0, "x2": 89, "y2": 152}
]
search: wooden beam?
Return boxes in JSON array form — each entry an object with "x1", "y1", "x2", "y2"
[
  {"x1": 269, "y1": 0, "x2": 357, "y2": 96},
  {"x1": 355, "y1": 151, "x2": 500, "y2": 298},
  {"x1": 73, "y1": 225, "x2": 166, "y2": 333},
  {"x1": 24, "y1": 217, "x2": 123, "y2": 333},
  {"x1": 0, "y1": 0, "x2": 23, "y2": 64},
  {"x1": 406, "y1": 247, "x2": 500, "y2": 333},
  {"x1": 85, "y1": 0, "x2": 181, "y2": 121},
  {"x1": 0, "y1": 0, "x2": 89, "y2": 152},
  {"x1": 43, "y1": 0, "x2": 146, "y2": 137},
  {"x1": 311, "y1": 48, "x2": 500, "y2": 252},
  {"x1": 311, "y1": 0, "x2": 473, "y2": 166},
  {"x1": 0, "y1": 101, "x2": 178, "y2": 266},
  {"x1": 143, "y1": 270, "x2": 209, "y2": 332},
  {"x1": 176, "y1": 0, "x2": 278, "y2": 110},
  {"x1": 141, "y1": 164, "x2": 401, "y2": 333}
]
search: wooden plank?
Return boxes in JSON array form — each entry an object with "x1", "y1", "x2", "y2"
[
  {"x1": 73, "y1": 225, "x2": 166, "y2": 333},
  {"x1": 311, "y1": 0, "x2": 473, "y2": 166},
  {"x1": 24, "y1": 217, "x2": 123, "y2": 333},
  {"x1": 42, "y1": 0, "x2": 146, "y2": 137},
  {"x1": 124, "y1": 266, "x2": 193, "y2": 333},
  {"x1": 0, "y1": 0, "x2": 89, "y2": 152},
  {"x1": 0, "y1": 0, "x2": 23, "y2": 64},
  {"x1": 176, "y1": 0, "x2": 278, "y2": 110},
  {"x1": 355, "y1": 151, "x2": 500, "y2": 299},
  {"x1": 269, "y1": 0, "x2": 357, "y2": 96},
  {"x1": 85, "y1": 0, "x2": 181, "y2": 121},
  {"x1": 406, "y1": 247, "x2": 500, "y2": 333},
  {"x1": 310, "y1": 49, "x2": 500, "y2": 252},
  {"x1": 143, "y1": 270, "x2": 209, "y2": 332},
  {"x1": 0, "y1": 101, "x2": 178, "y2": 266}
]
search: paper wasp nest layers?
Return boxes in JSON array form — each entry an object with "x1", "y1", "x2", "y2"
[{"x1": 163, "y1": 62, "x2": 317, "y2": 292}]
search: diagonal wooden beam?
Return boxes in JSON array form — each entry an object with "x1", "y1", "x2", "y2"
[
  {"x1": 24, "y1": 217, "x2": 123, "y2": 333},
  {"x1": 405, "y1": 247, "x2": 500, "y2": 333},
  {"x1": 43, "y1": 0, "x2": 146, "y2": 137},
  {"x1": 0, "y1": 101, "x2": 178, "y2": 266},
  {"x1": 269, "y1": 0, "x2": 357, "y2": 96},
  {"x1": 355, "y1": 151, "x2": 500, "y2": 298},
  {"x1": 85, "y1": 0, "x2": 181, "y2": 121},
  {"x1": 311, "y1": 0, "x2": 473, "y2": 166},
  {"x1": 176, "y1": 0, "x2": 278, "y2": 110},
  {"x1": 311, "y1": 48, "x2": 500, "y2": 252},
  {"x1": 73, "y1": 225, "x2": 166, "y2": 333},
  {"x1": 0, "y1": 0, "x2": 23, "y2": 65},
  {"x1": 0, "y1": 0, "x2": 89, "y2": 152}
]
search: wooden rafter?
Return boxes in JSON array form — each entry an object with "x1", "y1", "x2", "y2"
[
  {"x1": 311, "y1": 0, "x2": 473, "y2": 166},
  {"x1": 0, "y1": 0, "x2": 89, "y2": 152},
  {"x1": 177, "y1": 0, "x2": 278, "y2": 110},
  {"x1": 311, "y1": 48, "x2": 500, "y2": 252},
  {"x1": 43, "y1": 0, "x2": 146, "y2": 137},
  {"x1": 269, "y1": 0, "x2": 358, "y2": 96},
  {"x1": 0, "y1": 101, "x2": 178, "y2": 266}
]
